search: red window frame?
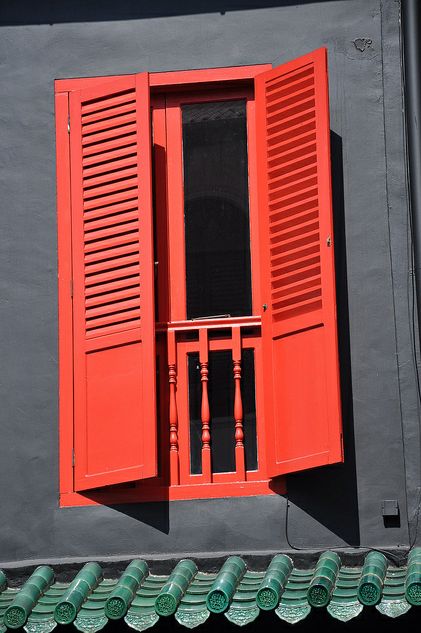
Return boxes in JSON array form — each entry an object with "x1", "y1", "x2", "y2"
[
  {"x1": 56, "y1": 64, "x2": 286, "y2": 507},
  {"x1": 56, "y1": 52, "x2": 343, "y2": 507},
  {"x1": 154, "y1": 85, "x2": 268, "y2": 487},
  {"x1": 160, "y1": 86, "x2": 261, "y2": 321}
]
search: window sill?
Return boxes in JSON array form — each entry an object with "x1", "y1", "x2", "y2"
[{"x1": 59, "y1": 478, "x2": 285, "y2": 507}]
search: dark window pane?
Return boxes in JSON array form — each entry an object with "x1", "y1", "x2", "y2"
[
  {"x1": 188, "y1": 349, "x2": 257, "y2": 475},
  {"x1": 182, "y1": 100, "x2": 252, "y2": 319},
  {"x1": 206, "y1": 351, "x2": 236, "y2": 473},
  {"x1": 242, "y1": 349, "x2": 258, "y2": 471},
  {"x1": 188, "y1": 352, "x2": 202, "y2": 475}
]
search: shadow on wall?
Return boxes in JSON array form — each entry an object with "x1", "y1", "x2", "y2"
[
  {"x1": 280, "y1": 132, "x2": 360, "y2": 548},
  {"x1": 111, "y1": 502, "x2": 171, "y2": 535},
  {"x1": 78, "y1": 133, "x2": 359, "y2": 549},
  {"x1": 1, "y1": 0, "x2": 349, "y2": 26}
]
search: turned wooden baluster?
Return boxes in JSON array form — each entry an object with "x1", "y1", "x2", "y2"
[
  {"x1": 168, "y1": 329, "x2": 179, "y2": 485},
  {"x1": 199, "y1": 328, "x2": 212, "y2": 482},
  {"x1": 232, "y1": 327, "x2": 246, "y2": 480}
]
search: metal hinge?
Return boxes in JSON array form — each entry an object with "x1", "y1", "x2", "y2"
[
  {"x1": 70, "y1": 279, "x2": 73, "y2": 297},
  {"x1": 67, "y1": 116, "x2": 70, "y2": 134},
  {"x1": 72, "y1": 449, "x2": 75, "y2": 468}
]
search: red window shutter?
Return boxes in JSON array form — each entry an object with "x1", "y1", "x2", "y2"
[
  {"x1": 255, "y1": 48, "x2": 343, "y2": 477},
  {"x1": 69, "y1": 74, "x2": 157, "y2": 491}
]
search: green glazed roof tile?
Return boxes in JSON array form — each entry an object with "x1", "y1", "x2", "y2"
[
  {"x1": 185, "y1": 583, "x2": 213, "y2": 595},
  {"x1": 1, "y1": 549, "x2": 421, "y2": 631},
  {"x1": 180, "y1": 595, "x2": 206, "y2": 606},
  {"x1": 155, "y1": 560, "x2": 198, "y2": 617}
]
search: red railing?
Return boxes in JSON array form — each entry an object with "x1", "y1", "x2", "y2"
[{"x1": 161, "y1": 316, "x2": 262, "y2": 486}]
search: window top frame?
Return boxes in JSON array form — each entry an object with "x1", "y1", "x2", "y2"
[
  {"x1": 158, "y1": 83, "x2": 260, "y2": 322},
  {"x1": 54, "y1": 63, "x2": 272, "y2": 94}
]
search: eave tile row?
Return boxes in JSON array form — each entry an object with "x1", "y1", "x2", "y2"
[{"x1": 0, "y1": 549, "x2": 420, "y2": 632}]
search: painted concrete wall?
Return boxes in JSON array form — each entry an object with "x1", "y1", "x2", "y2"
[{"x1": 0, "y1": 0, "x2": 419, "y2": 565}]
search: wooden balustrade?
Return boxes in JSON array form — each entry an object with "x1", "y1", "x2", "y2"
[
  {"x1": 232, "y1": 327, "x2": 245, "y2": 479},
  {"x1": 167, "y1": 329, "x2": 179, "y2": 484},
  {"x1": 165, "y1": 316, "x2": 261, "y2": 485},
  {"x1": 199, "y1": 328, "x2": 212, "y2": 483}
]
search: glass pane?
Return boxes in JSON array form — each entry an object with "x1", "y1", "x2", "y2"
[
  {"x1": 182, "y1": 100, "x2": 252, "y2": 319},
  {"x1": 242, "y1": 349, "x2": 258, "y2": 471},
  {"x1": 188, "y1": 352, "x2": 202, "y2": 475},
  {"x1": 188, "y1": 349, "x2": 257, "y2": 475}
]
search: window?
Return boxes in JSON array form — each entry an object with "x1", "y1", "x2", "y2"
[{"x1": 55, "y1": 49, "x2": 343, "y2": 507}]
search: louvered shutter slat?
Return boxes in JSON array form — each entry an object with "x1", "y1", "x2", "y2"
[
  {"x1": 256, "y1": 48, "x2": 343, "y2": 477},
  {"x1": 81, "y1": 90, "x2": 136, "y2": 114},
  {"x1": 82, "y1": 122, "x2": 138, "y2": 146},
  {"x1": 84, "y1": 265, "x2": 140, "y2": 288},
  {"x1": 83, "y1": 190, "x2": 138, "y2": 211},
  {"x1": 82, "y1": 101, "x2": 136, "y2": 125},
  {"x1": 86, "y1": 286, "x2": 140, "y2": 308},
  {"x1": 83, "y1": 165, "x2": 138, "y2": 188},
  {"x1": 84, "y1": 234, "x2": 139, "y2": 259},
  {"x1": 83, "y1": 176, "x2": 139, "y2": 200},
  {"x1": 82, "y1": 135, "x2": 137, "y2": 158},
  {"x1": 85, "y1": 221, "x2": 139, "y2": 244},
  {"x1": 84, "y1": 156, "x2": 138, "y2": 178},
  {"x1": 86, "y1": 307, "x2": 141, "y2": 331},
  {"x1": 85, "y1": 210, "x2": 139, "y2": 232},
  {"x1": 83, "y1": 199, "x2": 138, "y2": 221},
  {"x1": 82, "y1": 111, "x2": 137, "y2": 135},
  {"x1": 70, "y1": 74, "x2": 156, "y2": 491},
  {"x1": 85, "y1": 276, "x2": 140, "y2": 299}
]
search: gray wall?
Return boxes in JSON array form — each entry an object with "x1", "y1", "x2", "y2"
[{"x1": 0, "y1": 0, "x2": 419, "y2": 566}]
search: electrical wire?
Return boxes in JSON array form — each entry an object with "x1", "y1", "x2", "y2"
[{"x1": 284, "y1": 0, "x2": 421, "y2": 560}]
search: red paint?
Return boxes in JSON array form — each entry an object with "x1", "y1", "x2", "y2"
[
  {"x1": 152, "y1": 95, "x2": 171, "y2": 324},
  {"x1": 56, "y1": 56, "x2": 341, "y2": 506},
  {"x1": 164, "y1": 86, "x2": 257, "y2": 320},
  {"x1": 158, "y1": 316, "x2": 262, "y2": 331},
  {"x1": 61, "y1": 478, "x2": 286, "y2": 507},
  {"x1": 255, "y1": 48, "x2": 343, "y2": 477},
  {"x1": 168, "y1": 329, "x2": 180, "y2": 485},
  {"x1": 232, "y1": 327, "x2": 246, "y2": 480},
  {"x1": 160, "y1": 322, "x2": 265, "y2": 487},
  {"x1": 55, "y1": 64, "x2": 272, "y2": 93},
  {"x1": 199, "y1": 328, "x2": 212, "y2": 483},
  {"x1": 56, "y1": 91, "x2": 74, "y2": 496},
  {"x1": 68, "y1": 74, "x2": 157, "y2": 491}
]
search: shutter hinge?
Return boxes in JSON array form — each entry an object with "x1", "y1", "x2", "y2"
[
  {"x1": 72, "y1": 449, "x2": 75, "y2": 468},
  {"x1": 70, "y1": 279, "x2": 73, "y2": 297},
  {"x1": 67, "y1": 116, "x2": 70, "y2": 134}
]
